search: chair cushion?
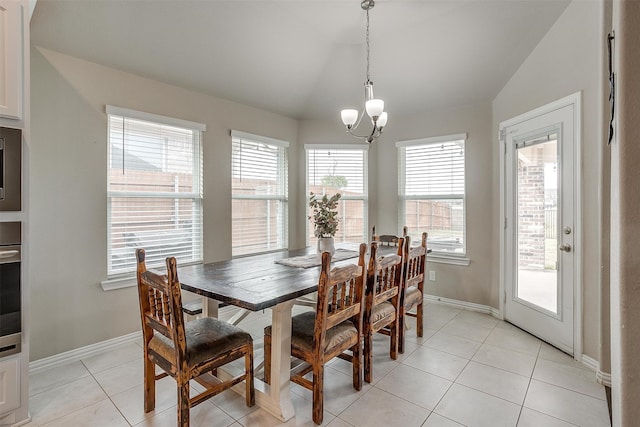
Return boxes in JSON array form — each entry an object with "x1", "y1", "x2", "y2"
[
  {"x1": 264, "y1": 311, "x2": 358, "y2": 355},
  {"x1": 403, "y1": 286, "x2": 422, "y2": 311},
  {"x1": 149, "y1": 317, "x2": 252, "y2": 368},
  {"x1": 371, "y1": 301, "x2": 396, "y2": 325}
]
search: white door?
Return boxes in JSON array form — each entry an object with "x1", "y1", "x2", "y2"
[{"x1": 501, "y1": 97, "x2": 579, "y2": 355}]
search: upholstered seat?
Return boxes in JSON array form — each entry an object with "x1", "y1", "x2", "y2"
[
  {"x1": 265, "y1": 311, "x2": 358, "y2": 355},
  {"x1": 149, "y1": 317, "x2": 252, "y2": 368},
  {"x1": 403, "y1": 286, "x2": 423, "y2": 311},
  {"x1": 371, "y1": 301, "x2": 396, "y2": 324}
]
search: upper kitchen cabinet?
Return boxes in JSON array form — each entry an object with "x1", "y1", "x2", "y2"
[{"x1": 0, "y1": 0, "x2": 24, "y2": 120}]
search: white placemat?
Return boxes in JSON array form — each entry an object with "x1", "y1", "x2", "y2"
[{"x1": 275, "y1": 248, "x2": 359, "y2": 268}]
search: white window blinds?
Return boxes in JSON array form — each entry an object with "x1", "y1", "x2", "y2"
[
  {"x1": 232, "y1": 131, "x2": 288, "y2": 256},
  {"x1": 107, "y1": 106, "x2": 203, "y2": 276},
  {"x1": 306, "y1": 145, "x2": 368, "y2": 245},
  {"x1": 398, "y1": 134, "x2": 466, "y2": 255}
]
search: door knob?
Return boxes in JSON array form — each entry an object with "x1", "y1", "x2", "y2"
[{"x1": 559, "y1": 243, "x2": 572, "y2": 252}]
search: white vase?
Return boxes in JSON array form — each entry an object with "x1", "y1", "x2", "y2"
[{"x1": 317, "y1": 237, "x2": 336, "y2": 257}]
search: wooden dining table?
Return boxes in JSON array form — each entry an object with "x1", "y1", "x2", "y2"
[{"x1": 177, "y1": 246, "x2": 364, "y2": 421}]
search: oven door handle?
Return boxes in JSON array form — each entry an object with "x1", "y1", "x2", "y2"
[{"x1": 0, "y1": 249, "x2": 19, "y2": 258}]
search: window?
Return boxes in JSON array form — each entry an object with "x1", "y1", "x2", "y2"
[
  {"x1": 232, "y1": 131, "x2": 288, "y2": 256},
  {"x1": 398, "y1": 134, "x2": 466, "y2": 256},
  {"x1": 306, "y1": 145, "x2": 368, "y2": 245},
  {"x1": 106, "y1": 106, "x2": 204, "y2": 276}
]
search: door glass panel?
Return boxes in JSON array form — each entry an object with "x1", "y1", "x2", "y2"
[{"x1": 516, "y1": 134, "x2": 558, "y2": 314}]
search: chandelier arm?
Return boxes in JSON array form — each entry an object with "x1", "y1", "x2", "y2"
[
  {"x1": 345, "y1": 126, "x2": 376, "y2": 140},
  {"x1": 351, "y1": 109, "x2": 366, "y2": 130}
]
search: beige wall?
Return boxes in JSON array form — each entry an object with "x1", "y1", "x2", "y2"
[
  {"x1": 29, "y1": 47, "x2": 300, "y2": 360},
  {"x1": 492, "y1": 1, "x2": 606, "y2": 360},
  {"x1": 299, "y1": 103, "x2": 495, "y2": 307}
]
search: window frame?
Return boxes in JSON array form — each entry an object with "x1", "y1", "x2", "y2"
[
  {"x1": 231, "y1": 130, "x2": 289, "y2": 257},
  {"x1": 305, "y1": 144, "x2": 369, "y2": 247},
  {"x1": 104, "y1": 105, "x2": 205, "y2": 283},
  {"x1": 397, "y1": 133, "x2": 469, "y2": 263}
]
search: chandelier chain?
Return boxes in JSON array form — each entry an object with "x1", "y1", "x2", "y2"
[{"x1": 366, "y1": 8, "x2": 370, "y2": 82}]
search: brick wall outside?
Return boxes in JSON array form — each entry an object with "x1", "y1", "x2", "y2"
[{"x1": 518, "y1": 161, "x2": 545, "y2": 269}]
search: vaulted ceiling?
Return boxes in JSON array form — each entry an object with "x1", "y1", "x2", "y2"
[{"x1": 31, "y1": 0, "x2": 570, "y2": 121}]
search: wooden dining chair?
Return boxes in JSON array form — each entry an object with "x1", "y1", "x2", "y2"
[
  {"x1": 371, "y1": 225, "x2": 408, "y2": 246},
  {"x1": 399, "y1": 232, "x2": 428, "y2": 353},
  {"x1": 363, "y1": 238, "x2": 404, "y2": 383},
  {"x1": 263, "y1": 243, "x2": 367, "y2": 425},
  {"x1": 135, "y1": 249, "x2": 255, "y2": 427}
]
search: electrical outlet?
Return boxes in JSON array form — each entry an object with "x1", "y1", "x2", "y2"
[{"x1": 429, "y1": 270, "x2": 436, "y2": 281}]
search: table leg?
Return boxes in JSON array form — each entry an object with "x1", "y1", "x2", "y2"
[
  {"x1": 253, "y1": 300, "x2": 295, "y2": 421},
  {"x1": 201, "y1": 297, "x2": 218, "y2": 318}
]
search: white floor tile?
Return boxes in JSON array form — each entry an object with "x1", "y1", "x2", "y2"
[
  {"x1": 338, "y1": 387, "x2": 430, "y2": 427},
  {"x1": 533, "y1": 358, "x2": 606, "y2": 400},
  {"x1": 538, "y1": 342, "x2": 592, "y2": 371},
  {"x1": 93, "y1": 357, "x2": 144, "y2": 396},
  {"x1": 110, "y1": 375, "x2": 185, "y2": 425},
  {"x1": 29, "y1": 376, "x2": 108, "y2": 427},
  {"x1": 37, "y1": 399, "x2": 129, "y2": 427},
  {"x1": 81, "y1": 342, "x2": 142, "y2": 374},
  {"x1": 210, "y1": 387, "x2": 260, "y2": 421},
  {"x1": 422, "y1": 413, "x2": 465, "y2": 427},
  {"x1": 424, "y1": 331, "x2": 483, "y2": 359},
  {"x1": 517, "y1": 407, "x2": 578, "y2": 427},
  {"x1": 374, "y1": 364, "x2": 452, "y2": 410},
  {"x1": 472, "y1": 343, "x2": 537, "y2": 377},
  {"x1": 434, "y1": 383, "x2": 521, "y2": 427},
  {"x1": 133, "y1": 401, "x2": 235, "y2": 427},
  {"x1": 238, "y1": 392, "x2": 336, "y2": 426},
  {"x1": 440, "y1": 318, "x2": 494, "y2": 342},
  {"x1": 29, "y1": 360, "x2": 90, "y2": 396},
  {"x1": 402, "y1": 346, "x2": 469, "y2": 381},
  {"x1": 484, "y1": 327, "x2": 542, "y2": 357},
  {"x1": 456, "y1": 361, "x2": 530, "y2": 405},
  {"x1": 290, "y1": 366, "x2": 371, "y2": 416},
  {"x1": 523, "y1": 380, "x2": 610, "y2": 427},
  {"x1": 452, "y1": 310, "x2": 499, "y2": 329}
]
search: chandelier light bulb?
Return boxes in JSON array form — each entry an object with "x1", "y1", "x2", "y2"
[
  {"x1": 377, "y1": 112, "x2": 388, "y2": 128},
  {"x1": 341, "y1": 109, "x2": 359, "y2": 126},
  {"x1": 365, "y1": 99, "x2": 384, "y2": 118}
]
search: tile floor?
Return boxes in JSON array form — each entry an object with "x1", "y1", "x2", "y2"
[{"x1": 28, "y1": 303, "x2": 611, "y2": 426}]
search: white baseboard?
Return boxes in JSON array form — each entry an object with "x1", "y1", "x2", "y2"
[
  {"x1": 583, "y1": 353, "x2": 612, "y2": 387},
  {"x1": 424, "y1": 294, "x2": 502, "y2": 319},
  {"x1": 29, "y1": 331, "x2": 142, "y2": 376}
]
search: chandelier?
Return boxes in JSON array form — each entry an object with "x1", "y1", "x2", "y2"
[{"x1": 340, "y1": 0, "x2": 387, "y2": 144}]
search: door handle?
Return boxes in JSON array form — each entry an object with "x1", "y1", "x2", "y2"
[{"x1": 559, "y1": 244, "x2": 572, "y2": 252}]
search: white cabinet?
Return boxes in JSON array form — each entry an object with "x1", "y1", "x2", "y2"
[
  {"x1": 0, "y1": 357, "x2": 20, "y2": 415},
  {"x1": 0, "y1": 0, "x2": 23, "y2": 120}
]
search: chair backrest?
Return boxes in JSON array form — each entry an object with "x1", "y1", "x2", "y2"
[
  {"x1": 314, "y1": 243, "x2": 367, "y2": 353},
  {"x1": 366, "y1": 239, "x2": 405, "y2": 306},
  {"x1": 403, "y1": 233, "x2": 428, "y2": 291},
  {"x1": 372, "y1": 225, "x2": 402, "y2": 246},
  {"x1": 136, "y1": 249, "x2": 187, "y2": 364}
]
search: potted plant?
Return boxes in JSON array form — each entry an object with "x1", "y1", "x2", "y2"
[{"x1": 309, "y1": 192, "x2": 341, "y2": 256}]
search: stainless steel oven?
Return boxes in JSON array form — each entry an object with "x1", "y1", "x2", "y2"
[
  {"x1": 0, "y1": 126, "x2": 22, "y2": 212},
  {"x1": 0, "y1": 222, "x2": 21, "y2": 357}
]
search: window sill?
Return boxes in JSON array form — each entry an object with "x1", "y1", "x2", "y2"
[
  {"x1": 427, "y1": 254, "x2": 470, "y2": 266},
  {"x1": 101, "y1": 276, "x2": 137, "y2": 291}
]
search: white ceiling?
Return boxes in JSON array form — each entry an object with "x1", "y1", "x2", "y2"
[{"x1": 30, "y1": 0, "x2": 570, "y2": 121}]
